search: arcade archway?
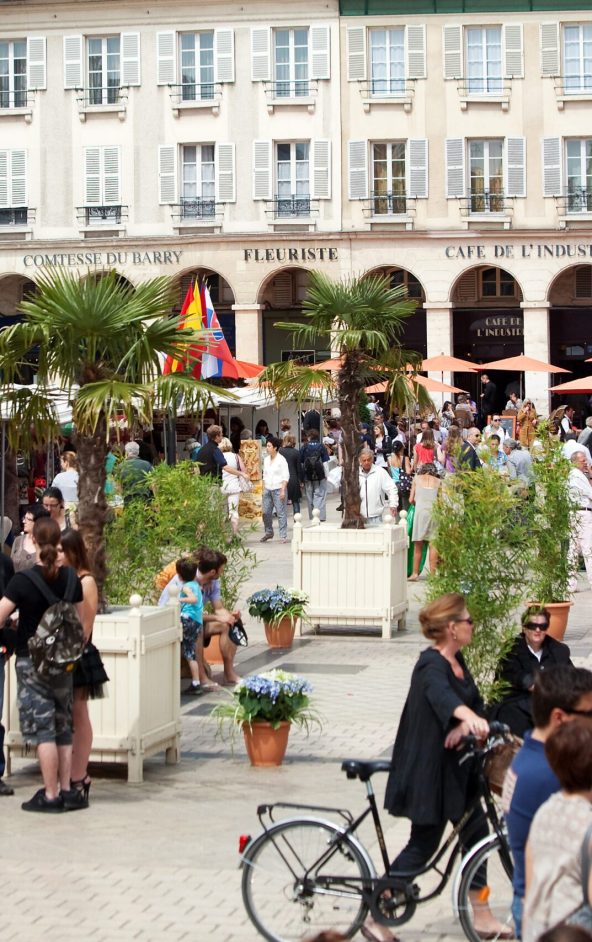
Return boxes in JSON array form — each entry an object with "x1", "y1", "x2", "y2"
[
  {"x1": 175, "y1": 268, "x2": 236, "y2": 357},
  {"x1": 258, "y1": 267, "x2": 329, "y2": 365},
  {"x1": 0, "y1": 274, "x2": 38, "y2": 383},
  {"x1": 366, "y1": 266, "x2": 427, "y2": 356},
  {"x1": 548, "y1": 265, "x2": 592, "y2": 414}
]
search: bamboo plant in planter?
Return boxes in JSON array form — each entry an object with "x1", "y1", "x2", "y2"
[
  {"x1": 247, "y1": 587, "x2": 309, "y2": 648},
  {"x1": 528, "y1": 429, "x2": 579, "y2": 640},
  {"x1": 211, "y1": 670, "x2": 319, "y2": 766}
]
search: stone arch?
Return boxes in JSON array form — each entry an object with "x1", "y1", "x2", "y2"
[
  {"x1": 0, "y1": 272, "x2": 38, "y2": 321},
  {"x1": 364, "y1": 265, "x2": 427, "y2": 356},
  {"x1": 548, "y1": 263, "x2": 592, "y2": 377},
  {"x1": 255, "y1": 266, "x2": 327, "y2": 365}
]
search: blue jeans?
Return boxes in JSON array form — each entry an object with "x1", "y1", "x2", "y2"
[
  {"x1": 262, "y1": 488, "x2": 288, "y2": 539},
  {"x1": 304, "y1": 479, "x2": 327, "y2": 521},
  {"x1": 511, "y1": 893, "x2": 523, "y2": 939}
]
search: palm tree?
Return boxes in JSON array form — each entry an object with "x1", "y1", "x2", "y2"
[
  {"x1": 0, "y1": 267, "x2": 217, "y2": 598},
  {"x1": 261, "y1": 271, "x2": 432, "y2": 528}
]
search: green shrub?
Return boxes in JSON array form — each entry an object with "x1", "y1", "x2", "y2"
[
  {"x1": 426, "y1": 466, "x2": 533, "y2": 702},
  {"x1": 105, "y1": 461, "x2": 256, "y2": 608}
]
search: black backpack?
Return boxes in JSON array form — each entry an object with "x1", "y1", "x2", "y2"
[
  {"x1": 303, "y1": 446, "x2": 325, "y2": 482},
  {"x1": 25, "y1": 568, "x2": 85, "y2": 679}
]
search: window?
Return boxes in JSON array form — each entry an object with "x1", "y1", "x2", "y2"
[
  {"x1": 0, "y1": 149, "x2": 27, "y2": 224},
  {"x1": 564, "y1": 24, "x2": 592, "y2": 93},
  {"x1": 87, "y1": 36, "x2": 120, "y2": 104},
  {"x1": 0, "y1": 40, "x2": 27, "y2": 108},
  {"x1": 465, "y1": 27, "x2": 502, "y2": 94},
  {"x1": 372, "y1": 142, "x2": 406, "y2": 214},
  {"x1": 276, "y1": 142, "x2": 310, "y2": 215},
  {"x1": 181, "y1": 144, "x2": 215, "y2": 217},
  {"x1": 481, "y1": 268, "x2": 516, "y2": 298},
  {"x1": 274, "y1": 29, "x2": 309, "y2": 97},
  {"x1": 566, "y1": 139, "x2": 592, "y2": 211},
  {"x1": 180, "y1": 32, "x2": 214, "y2": 101},
  {"x1": 83, "y1": 146, "x2": 121, "y2": 225},
  {"x1": 369, "y1": 28, "x2": 404, "y2": 96},
  {"x1": 390, "y1": 269, "x2": 423, "y2": 300},
  {"x1": 469, "y1": 140, "x2": 504, "y2": 212}
]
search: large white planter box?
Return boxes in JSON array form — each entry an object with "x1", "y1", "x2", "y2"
[
  {"x1": 4, "y1": 601, "x2": 182, "y2": 784},
  {"x1": 292, "y1": 513, "x2": 408, "y2": 638}
]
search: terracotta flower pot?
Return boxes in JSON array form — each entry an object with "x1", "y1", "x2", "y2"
[
  {"x1": 544, "y1": 601, "x2": 573, "y2": 641},
  {"x1": 242, "y1": 721, "x2": 291, "y2": 767},
  {"x1": 264, "y1": 616, "x2": 295, "y2": 649}
]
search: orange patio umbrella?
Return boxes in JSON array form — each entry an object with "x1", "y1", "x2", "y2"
[
  {"x1": 310, "y1": 356, "x2": 344, "y2": 371},
  {"x1": 549, "y1": 376, "x2": 592, "y2": 394},
  {"x1": 421, "y1": 354, "x2": 479, "y2": 373},
  {"x1": 478, "y1": 354, "x2": 571, "y2": 374},
  {"x1": 366, "y1": 375, "x2": 467, "y2": 395}
]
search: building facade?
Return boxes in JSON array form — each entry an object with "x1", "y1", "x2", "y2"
[{"x1": 2, "y1": 0, "x2": 592, "y2": 408}]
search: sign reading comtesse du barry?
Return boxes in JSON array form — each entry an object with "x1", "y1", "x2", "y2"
[{"x1": 21, "y1": 246, "x2": 340, "y2": 268}]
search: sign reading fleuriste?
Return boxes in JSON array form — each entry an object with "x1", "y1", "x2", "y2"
[
  {"x1": 23, "y1": 250, "x2": 184, "y2": 268},
  {"x1": 445, "y1": 242, "x2": 592, "y2": 260},
  {"x1": 243, "y1": 247, "x2": 338, "y2": 262}
]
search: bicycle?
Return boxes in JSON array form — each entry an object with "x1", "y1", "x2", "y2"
[{"x1": 239, "y1": 722, "x2": 516, "y2": 942}]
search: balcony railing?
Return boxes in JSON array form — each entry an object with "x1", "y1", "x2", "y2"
[
  {"x1": 364, "y1": 193, "x2": 413, "y2": 217},
  {"x1": 457, "y1": 80, "x2": 510, "y2": 96},
  {"x1": 0, "y1": 207, "x2": 32, "y2": 226},
  {"x1": 265, "y1": 195, "x2": 318, "y2": 219},
  {"x1": 168, "y1": 83, "x2": 222, "y2": 106},
  {"x1": 459, "y1": 190, "x2": 512, "y2": 215},
  {"x1": 360, "y1": 78, "x2": 415, "y2": 98},
  {"x1": 76, "y1": 86, "x2": 128, "y2": 108},
  {"x1": 0, "y1": 89, "x2": 35, "y2": 110},
  {"x1": 171, "y1": 199, "x2": 225, "y2": 222},
  {"x1": 76, "y1": 205, "x2": 127, "y2": 226},
  {"x1": 264, "y1": 80, "x2": 317, "y2": 100},
  {"x1": 556, "y1": 189, "x2": 592, "y2": 214}
]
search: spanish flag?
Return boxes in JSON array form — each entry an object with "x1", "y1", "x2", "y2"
[{"x1": 163, "y1": 282, "x2": 203, "y2": 377}]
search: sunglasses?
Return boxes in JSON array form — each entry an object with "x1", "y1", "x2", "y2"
[
  {"x1": 524, "y1": 622, "x2": 548, "y2": 631},
  {"x1": 455, "y1": 616, "x2": 474, "y2": 626}
]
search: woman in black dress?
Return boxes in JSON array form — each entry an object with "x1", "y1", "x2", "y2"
[
  {"x1": 365, "y1": 593, "x2": 510, "y2": 941},
  {"x1": 279, "y1": 434, "x2": 303, "y2": 516}
]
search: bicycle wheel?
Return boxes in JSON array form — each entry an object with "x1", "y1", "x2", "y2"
[
  {"x1": 456, "y1": 834, "x2": 515, "y2": 942},
  {"x1": 241, "y1": 817, "x2": 373, "y2": 942}
]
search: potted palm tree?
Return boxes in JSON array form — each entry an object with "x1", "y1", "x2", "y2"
[
  {"x1": 212, "y1": 669, "x2": 318, "y2": 766},
  {"x1": 528, "y1": 428, "x2": 579, "y2": 640},
  {"x1": 0, "y1": 267, "x2": 218, "y2": 602}
]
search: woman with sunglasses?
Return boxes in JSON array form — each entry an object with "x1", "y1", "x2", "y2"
[
  {"x1": 491, "y1": 605, "x2": 572, "y2": 737},
  {"x1": 364, "y1": 594, "x2": 509, "y2": 941}
]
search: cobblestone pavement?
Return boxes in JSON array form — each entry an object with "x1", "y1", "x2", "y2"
[{"x1": 3, "y1": 493, "x2": 592, "y2": 942}]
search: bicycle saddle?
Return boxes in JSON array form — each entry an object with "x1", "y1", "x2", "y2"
[{"x1": 341, "y1": 759, "x2": 391, "y2": 781}]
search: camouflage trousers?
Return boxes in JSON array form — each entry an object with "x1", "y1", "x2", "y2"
[{"x1": 15, "y1": 657, "x2": 73, "y2": 746}]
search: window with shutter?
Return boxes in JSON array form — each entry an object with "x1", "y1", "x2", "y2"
[
  {"x1": 445, "y1": 139, "x2": 465, "y2": 198},
  {"x1": 371, "y1": 142, "x2": 406, "y2": 214},
  {"x1": 0, "y1": 152, "x2": 8, "y2": 207},
  {"x1": 408, "y1": 139, "x2": 428, "y2": 199},
  {"x1": 540, "y1": 22, "x2": 560, "y2": 77},
  {"x1": 0, "y1": 39, "x2": 27, "y2": 108},
  {"x1": 0, "y1": 149, "x2": 27, "y2": 224},
  {"x1": 565, "y1": 139, "x2": 592, "y2": 212},
  {"x1": 563, "y1": 24, "x2": 592, "y2": 93},
  {"x1": 157, "y1": 31, "x2": 176, "y2": 86},
  {"x1": 465, "y1": 27, "x2": 502, "y2": 94},
  {"x1": 10, "y1": 149, "x2": 27, "y2": 206},
  {"x1": 83, "y1": 146, "x2": 122, "y2": 225},
  {"x1": 251, "y1": 27, "x2": 271, "y2": 82},
  {"x1": 103, "y1": 147, "x2": 121, "y2": 205},
  {"x1": 87, "y1": 36, "x2": 121, "y2": 104},
  {"x1": 505, "y1": 137, "x2": 526, "y2": 199},
  {"x1": 84, "y1": 148, "x2": 102, "y2": 205},
  {"x1": 311, "y1": 140, "x2": 331, "y2": 200},
  {"x1": 443, "y1": 25, "x2": 462, "y2": 80},
  {"x1": 273, "y1": 28, "x2": 309, "y2": 98},
  {"x1": 181, "y1": 144, "x2": 215, "y2": 218},
  {"x1": 121, "y1": 32, "x2": 141, "y2": 87},
  {"x1": 369, "y1": 28, "x2": 405, "y2": 96},
  {"x1": 348, "y1": 140, "x2": 368, "y2": 200},
  {"x1": 253, "y1": 140, "x2": 272, "y2": 200},
  {"x1": 275, "y1": 142, "x2": 311, "y2": 216},
  {"x1": 503, "y1": 24, "x2": 523, "y2": 79},
  {"x1": 27, "y1": 36, "x2": 47, "y2": 90},
  {"x1": 310, "y1": 26, "x2": 330, "y2": 81},
  {"x1": 346, "y1": 26, "x2": 366, "y2": 82},
  {"x1": 179, "y1": 32, "x2": 214, "y2": 101},
  {"x1": 63, "y1": 35, "x2": 83, "y2": 89},
  {"x1": 215, "y1": 143, "x2": 236, "y2": 203},
  {"x1": 542, "y1": 137, "x2": 561, "y2": 197},
  {"x1": 214, "y1": 29, "x2": 235, "y2": 84},
  {"x1": 468, "y1": 139, "x2": 504, "y2": 212},
  {"x1": 158, "y1": 145, "x2": 177, "y2": 204},
  {"x1": 406, "y1": 25, "x2": 426, "y2": 80}
]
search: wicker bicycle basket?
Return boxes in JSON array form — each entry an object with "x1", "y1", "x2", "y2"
[{"x1": 483, "y1": 735, "x2": 523, "y2": 796}]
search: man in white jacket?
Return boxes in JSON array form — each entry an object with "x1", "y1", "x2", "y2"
[
  {"x1": 358, "y1": 449, "x2": 398, "y2": 526},
  {"x1": 568, "y1": 448, "x2": 592, "y2": 592}
]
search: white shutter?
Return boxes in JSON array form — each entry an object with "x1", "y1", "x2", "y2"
[
  {"x1": 121, "y1": 32, "x2": 141, "y2": 86},
  {"x1": 10, "y1": 150, "x2": 27, "y2": 206},
  {"x1": 542, "y1": 137, "x2": 561, "y2": 197},
  {"x1": 158, "y1": 145, "x2": 177, "y2": 204},
  {"x1": 157, "y1": 31, "x2": 176, "y2": 85},
  {"x1": 215, "y1": 143, "x2": 236, "y2": 203},
  {"x1": 348, "y1": 140, "x2": 368, "y2": 200},
  {"x1": 214, "y1": 29, "x2": 235, "y2": 83},
  {"x1": 346, "y1": 26, "x2": 366, "y2": 81},
  {"x1": 311, "y1": 140, "x2": 331, "y2": 199},
  {"x1": 103, "y1": 147, "x2": 121, "y2": 205},
  {"x1": 406, "y1": 25, "x2": 426, "y2": 80},
  {"x1": 251, "y1": 27, "x2": 271, "y2": 82},
  {"x1": 503, "y1": 24, "x2": 523, "y2": 78},
  {"x1": 408, "y1": 139, "x2": 428, "y2": 199},
  {"x1": 0, "y1": 152, "x2": 7, "y2": 207},
  {"x1": 310, "y1": 26, "x2": 330, "y2": 80},
  {"x1": 446, "y1": 139, "x2": 465, "y2": 198},
  {"x1": 63, "y1": 35, "x2": 83, "y2": 89},
  {"x1": 540, "y1": 22, "x2": 560, "y2": 76},
  {"x1": 505, "y1": 137, "x2": 526, "y2": 198},
  {"x1": 252, "y1": 140, "x2": 272, "y2": 200},
  {"x1": 84, "y1": 147, "x2": 102, "y2": 205},
  {"x1": 27, "y1": 37, "x2": 46, "y2": 89},
  {"x1": 443, "y1": 25, "x2": 463, "y2": 79}
]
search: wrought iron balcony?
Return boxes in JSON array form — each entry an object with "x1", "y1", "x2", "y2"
[
  {"x1": 171, "y1": 198, "x2": 225, "y2": 222},
  {"x1": 168, "y1": 83, "x2": 222, "y2": 106},
  {"x1": 263, "y1": 80, "x2": 317, "y2": 100},
  {"x1": 76, "y1": 205, "x2": 127, "y2": 226},
  {"x1": 556, "y1": 189, "x2": 592, "y2": 214},
  {"x1": 457, "y1": 80, "x2": 510, "y2": 96},
  {"x1": 459, "y1": 191, "x2": 512, "y2": 216},
  {"x1": 0, "y1": 207, "x2": 32, "y2": 226},
  {"x1": 359, "y1": 78, "x2": 415, "y2": 99},
  {"x1": 76, "y1": 86, "x2": 128, "y2": 107},
  {"x1": 265, "y1": 195, "x2": 318, "y2": 219},
  {"x1": 364, "y1": 193, "x2": 413, "y2": 217},
  {"x1": 0, "y1": 89, "x2": 35, "y2": 110}
]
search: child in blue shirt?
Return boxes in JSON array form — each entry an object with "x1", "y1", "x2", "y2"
[{"x1": 176, "y1": 558, "x2": 204, "y2": 696}]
